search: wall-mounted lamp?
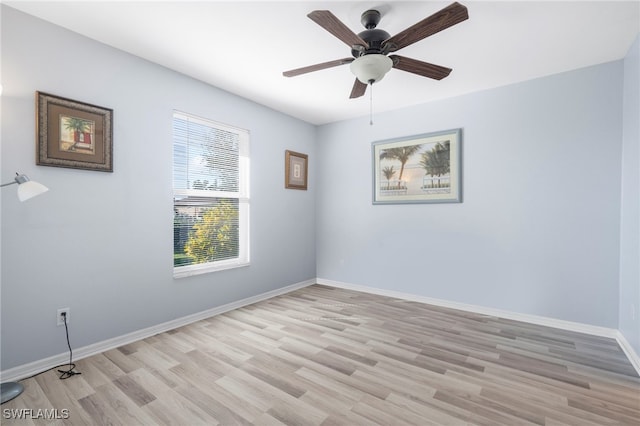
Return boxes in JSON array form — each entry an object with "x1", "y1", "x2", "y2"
[{"x1": 1, "y1": 173, "x2": 48, "y2": 202}]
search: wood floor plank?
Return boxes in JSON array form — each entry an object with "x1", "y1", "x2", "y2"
[
  {"x1": 90, "y1": 381, "x2": 157, "y2": 425},
  {"x1": 349, "y1": 395, "x2": 415, "y2": 426},
  {"x1": 82, "y1": 353, "x2": 127, "y2": 382},
  {"x1": 127, "y1": 343, "x2": 180, "y2": 372},
  {"x1": 112, "y1": 375, "x2": 156, "y2": 407},
  {"x1": 384, "y1": 392, "x2": 468, "y2": 426},
  {"x1": 102, "y1": 348, "x2": 143, "y2": 374},
  {"x1": 479, "y1": 387, "x2": 619, "y2": 426},
  {"x1": 294, "y1": 367, "x2": 364, "y2": 403},
  {"x1": 78, "y1": 392, "x2": 124, "y2": 426},
  {"x1": 215, "y1": 375, "x2": 274, "y2": 413},
  {"x1": 432, "y1": 388, "x2": 541, "y2": 425},
  {"x1": 176, "y1": 385, "x2": 253, "y2": 426},
  {"x1": 72, "y1": 359, "x2": 112, "y2": 390},
  {"x1": 3, "y1": 284, "x2": 638, "y2": 425},
  {"x1": 141, "y1": 389, "x2": 218, "y2": 426}
]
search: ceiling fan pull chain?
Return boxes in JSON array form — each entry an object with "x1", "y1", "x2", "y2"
[{"x1": 369, "y1": 82, "x2": 374, "y2": 125}]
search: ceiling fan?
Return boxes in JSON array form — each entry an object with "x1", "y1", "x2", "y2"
[{"x1": 283, "y1": 2, "x2": 469, "y2": 99}]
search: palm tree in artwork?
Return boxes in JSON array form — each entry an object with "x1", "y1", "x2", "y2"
[
  {"x1": 420, "y1": 141, "x2": 450, "y2": 187},
  {"x1": 382, "y1": 166, "x2": 396, "y2": 189},
  {"x1": 63, "y1": 117, "x2": 91, "y2": 151},
  {"x1": 380, "y1": 144, "x2": 422, "y2": 182}
]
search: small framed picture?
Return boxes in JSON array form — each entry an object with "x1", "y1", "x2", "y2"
[
  {"x1": 372, "y1": 128, "x2": 462, "y2": 204},
  {"x1": 36, "y1": 91, "x2": 113, "y2": 172},
  {"x1": 285, "y1": 150, "x2": 308, "y2": 190}
]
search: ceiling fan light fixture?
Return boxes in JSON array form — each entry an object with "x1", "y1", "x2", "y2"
[{"x1": 350, "y1": 54, "x2": 392, "y2": 84}]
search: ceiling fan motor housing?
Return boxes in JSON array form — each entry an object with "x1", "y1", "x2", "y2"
[{"x1": 351, "y1": 10, "x2": 391, "y2": 57}]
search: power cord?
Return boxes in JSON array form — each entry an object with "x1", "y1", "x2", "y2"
[
  {"x1": 17, "y1": 312, "x2": 81, "y2": 383},
  {"x1": 57, "y1": 312, "x2": 81, "y2": 380}
]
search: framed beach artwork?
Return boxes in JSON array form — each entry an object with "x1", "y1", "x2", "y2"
[
  {"x1": 285, "y1": 150, "x2": 308, "y2": 190},
  {"x1": 36, "y1": 91, "x2": 113, "y2": 172},
  {"x1": 372, "y1": 129, "x2": 462, "y2": 204}
]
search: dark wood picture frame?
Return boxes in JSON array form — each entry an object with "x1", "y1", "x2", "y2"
[
  {"x1": 36, "y1": 91, "x2": 113, "y2": 172},
  {"x1": 285, "y1": 150, "x2": 308, "y2": 190}
]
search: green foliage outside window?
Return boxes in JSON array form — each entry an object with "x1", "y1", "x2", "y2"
[{"x1": 184, "y1": 200, "x2": 238, "y2": 264}]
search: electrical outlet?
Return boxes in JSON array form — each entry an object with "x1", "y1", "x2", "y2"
[
  {"x1": 631, "y1": 304, "x2": 636, "y2": 321},
  {"x1": 57, "y1": 308, "x2": 70, "y2": 326}
]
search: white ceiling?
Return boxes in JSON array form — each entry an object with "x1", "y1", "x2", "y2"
[{"x1": 5, "y1": 1, "x2": 639, "y2": 125}]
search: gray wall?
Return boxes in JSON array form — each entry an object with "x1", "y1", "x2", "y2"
[
  {"x1": 1, "y1": 6, "x2": 316, "y2": 370},
  {"x1": 619, "y1": 34, "x2": 640, "y2": 354},
  {"x1": 316, "y1": 61, "x2": 624, "y2": 329}
]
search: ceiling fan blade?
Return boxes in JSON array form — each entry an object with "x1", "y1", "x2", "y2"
[
  {"x1": 308, "y1": 10, "x2": 369, "y2": 49},
  {"x1": 383, "y1": 2, "x2": 468, "y2": 52},
  {"x1": 390, "y1": 55, "x2": 452, "y2": 80},
  {"x1": 283, "y1": 58, "x2": 354, "y2": 77},
  {"x1": 349, "y1": 78, "x2": 368, "y2": 99}
]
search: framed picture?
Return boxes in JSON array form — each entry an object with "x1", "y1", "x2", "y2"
[
  {"x1": 36, "y1": 91, "x2": 113, "y2": 172},
  {"x1": 285, "y1": 150, "x2": 308, "y2": 190},
  {"x1": 372, "y1": 129, "x2": 462, "y2": 204}
]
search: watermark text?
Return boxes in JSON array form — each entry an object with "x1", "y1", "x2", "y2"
[{"x1": 3, "y1": 408, "x2": 69, "y2": 420}]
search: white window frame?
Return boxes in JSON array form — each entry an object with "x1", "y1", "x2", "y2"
[{"x1": 173, "y1": 111, "x2": 250, "y2": 278}]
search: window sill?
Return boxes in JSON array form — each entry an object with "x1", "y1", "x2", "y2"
[{"x1": 173, "y1": 260, "x2": 250, "y2": 279}]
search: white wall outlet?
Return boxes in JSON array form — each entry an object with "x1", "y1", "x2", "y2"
[
  {"x1": 631, "y1": 304, "x2": 636, "y2": 321},
  {"x1": 57, "y1": 308, "x2": 70, "y2": 326}
]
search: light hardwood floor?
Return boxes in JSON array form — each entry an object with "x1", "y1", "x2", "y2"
[{"x1": 3, "y1": 284, "x2": 639, "y2": 425}]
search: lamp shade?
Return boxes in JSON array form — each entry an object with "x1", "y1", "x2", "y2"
[
  {"x1": 1, "y1": 173, "x2": 49, "y2": 202},
  {"x1": 350, "y1": 54, "x2": 393, "y2": 84},
  {"x1": 17, "y1": 179, "x2": 49, "y2": 202}
]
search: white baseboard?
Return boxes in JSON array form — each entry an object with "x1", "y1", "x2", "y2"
[
  {"x1": 317, "y1": 278, "x2": 640, "y2": 376},
  {"x1": 615, "y1": 330, "x2": 640, "y2": 375},
  {"x1": 1, "y1": 279, "x2": 315, "y2": 382}
]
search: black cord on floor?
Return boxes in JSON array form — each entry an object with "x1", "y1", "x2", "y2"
[
  {"x1": 18, "y1": 315, "x2": 81, "y2": 383},
  {"x1": 57, "y1": 315, "x2": 81, "y2": 380}
]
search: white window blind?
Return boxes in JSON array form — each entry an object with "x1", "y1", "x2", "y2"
[{"x1": 173, "y1": 111, "x2": 249, "y2": 278}]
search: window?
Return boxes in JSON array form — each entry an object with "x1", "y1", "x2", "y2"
[{"x1": 173, "y1": 111, "x2": 249, "y2": 278}]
